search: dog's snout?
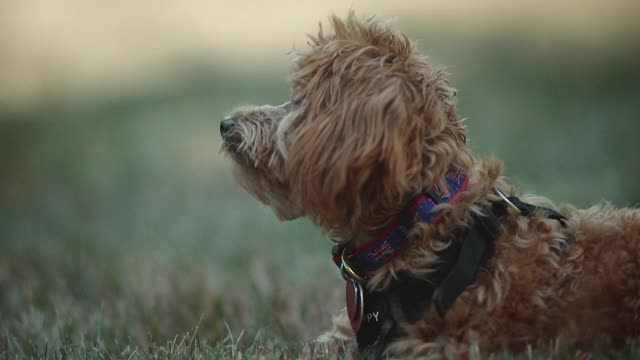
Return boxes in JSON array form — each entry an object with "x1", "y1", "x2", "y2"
[{"x1": 220, "y1": 117, "x2": 236, "y2": 137}]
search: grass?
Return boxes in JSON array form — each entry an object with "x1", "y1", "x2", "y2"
[{"x1": 1, "y1": 33, "x2": 639, "y2": 359}]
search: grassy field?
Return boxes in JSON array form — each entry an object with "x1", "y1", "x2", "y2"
[{"x1": 1, "y1": 28, "x2": 640, "y2": 358}]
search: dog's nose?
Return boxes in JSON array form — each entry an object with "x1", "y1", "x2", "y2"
[{"x1": 220, "y1": 117, "x2": 236, "y2": 137}]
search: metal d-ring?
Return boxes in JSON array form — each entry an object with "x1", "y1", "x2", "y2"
[
  {"x1": 340, "y1": 248, "x2": 366, "y2": 284},
  {"x1": 354, "y1": 278, "x2": 364, "y2": 324},
  {"x1": 494, "y1": 188, "x2": 521, "y2": 214}
]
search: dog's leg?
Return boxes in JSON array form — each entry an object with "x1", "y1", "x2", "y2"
[{"x1": 315, "y1": 311, "x2": 355, "y2": 354}]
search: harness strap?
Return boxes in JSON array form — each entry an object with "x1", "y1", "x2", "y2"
[
  {"x1": 432, "y1": 206, "x2": 500, "y2": 315},
  {"x1": 493, "y1": 196, "x2": 567, "y2": 228},
  {"x1": 349, "y1": 196, "x2": 568, "y2": 354}
]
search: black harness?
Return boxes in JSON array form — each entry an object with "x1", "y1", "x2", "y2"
[{"x1": 332, "y1": 192, "x2": 567, "y2": 357}]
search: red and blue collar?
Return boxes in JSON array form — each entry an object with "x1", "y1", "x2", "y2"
[{"x1": 332, "y1": 167, "x2": 469, "y2": 282}]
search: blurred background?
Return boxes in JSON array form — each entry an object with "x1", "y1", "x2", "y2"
[{"x1": 1, "y1": 0, "x2": 639, "y2": 356}]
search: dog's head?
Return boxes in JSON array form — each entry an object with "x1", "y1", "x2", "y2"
[{"x1": 221, "y1": 13, "x2": 472, "y2": 232}]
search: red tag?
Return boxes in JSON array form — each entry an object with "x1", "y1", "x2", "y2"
[{"x1": 346, "y1": 280, "x2": 363, "y2": 332}]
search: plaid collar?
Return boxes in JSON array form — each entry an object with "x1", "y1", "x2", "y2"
[{"x1": 332, "y1": 167, "x2": 469, "y2": 282}]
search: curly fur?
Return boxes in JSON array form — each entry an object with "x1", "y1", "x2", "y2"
[{"x1": 221, "y1": 12, "x2": 640, "y2": 358}]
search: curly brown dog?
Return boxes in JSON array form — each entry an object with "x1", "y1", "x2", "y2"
[{"x1": 220, "y1": 13, "x2": 640, "y2": 358}]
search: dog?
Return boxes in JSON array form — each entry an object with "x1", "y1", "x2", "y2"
[{"x1": 220, "y1": 13, "x2": 640, "y2": 358}]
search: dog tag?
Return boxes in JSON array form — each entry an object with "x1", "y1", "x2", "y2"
[{"x1": 346, "y1": 279, "x2": 364, "y2": 332}]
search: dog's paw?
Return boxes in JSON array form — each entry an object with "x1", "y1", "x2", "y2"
[{"x1": 314, "y1": 312, "x2": 355, "y2": 355}]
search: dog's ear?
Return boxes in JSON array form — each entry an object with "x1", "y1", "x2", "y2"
[
  {"x1": 287, "y1": 74, "x2": 429, "y2": 228},
  {"x1": 286, "y1": 14, "x2": 470, "y2": 228}
]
